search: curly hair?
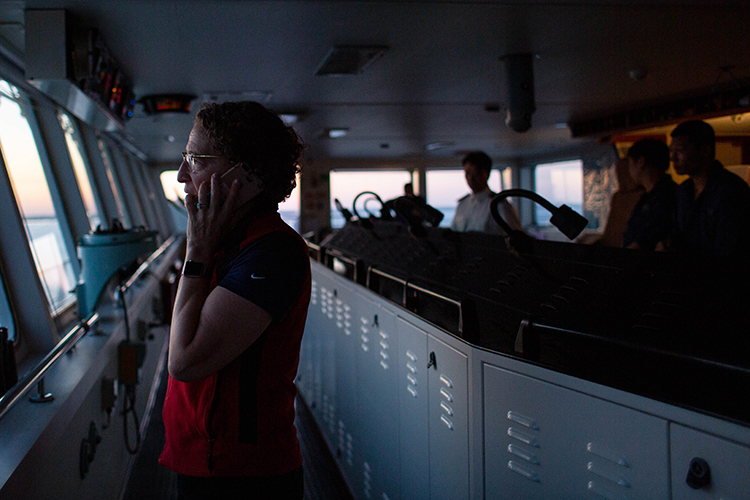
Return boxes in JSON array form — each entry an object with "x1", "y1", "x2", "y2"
[{"x1": 195, "y1": 101, "x2": 305, "y2": 204}]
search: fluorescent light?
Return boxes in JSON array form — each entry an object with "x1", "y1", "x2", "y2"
[
  {"x1": 327, "y1": 128, "x2": 349, "y2": 138},
  {"x1": 424, "y1": 141, "x2": 455, "y2": 151},
  {"x1": 279, "y1": 114, "x2": 298, "y2": 125}
]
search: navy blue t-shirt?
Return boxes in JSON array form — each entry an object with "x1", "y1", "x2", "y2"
[{"x1": 217, "y1": 231, "x2": 308, "y2": 322}]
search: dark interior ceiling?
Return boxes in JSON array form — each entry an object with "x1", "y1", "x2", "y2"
[{"x1": 3, "y1": 0, "x2": 750, "y2": 165}]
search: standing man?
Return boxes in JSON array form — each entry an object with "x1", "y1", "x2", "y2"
[
  {"x1": 623, "y1": 138, "x2": 677, "y2": 250},
  {"x1": 666, "y1": 120, "x2": 750, "y2": 258},
  {"x1": 451, "y1": 151, "x2": 522, "y2": 234}
]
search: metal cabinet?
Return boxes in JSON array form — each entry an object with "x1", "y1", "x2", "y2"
[
  {"x1": 670, "y1": 423, "x2": 750, "y2": 499},
  {"x1": 355, "y1": 296, "x2": 400, "y2": 500},
  {"x1": 330, "y1": 282, "x2": 360, "y2": 489},
  {"x1": 427, "y1": 334, "x2": 469, "y2": 500},
  {"x1": 483, "y1": 363, "x2": 669, "y2": 499},
  {"x1": 397, "y1": 317, "x2": 430, "y2": 500},
  {"x1": 397, "y1": 317, "x2": 470, "y2": 500}
]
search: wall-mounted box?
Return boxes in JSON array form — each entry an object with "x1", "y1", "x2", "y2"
[{"x1": 25, "y1": 9, "x2": 134, "y2": 131}]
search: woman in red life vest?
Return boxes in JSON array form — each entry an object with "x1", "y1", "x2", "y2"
[{"x1": 159, "y1": 101, "x2": 310, "y2": 500}]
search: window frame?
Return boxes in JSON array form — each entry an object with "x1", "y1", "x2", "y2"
[
  {"x1": 0, "y1": 256, "x2": 16, "y2": 342},
  {"x1": 0, "y1": 78, "x2": 70, "y2": 352},
  {"x1": 96, "y1": 135, "x2": 133, "y2": 228},
  {"x1": 0, "y1": 84, "x2": 80, "y2": 320},
  {"x1": 107, "y1": 141, "x2": 148, "y2": 228},
  {"x1": 57, "y1": 110, "x2": 106, "y2": 232}
]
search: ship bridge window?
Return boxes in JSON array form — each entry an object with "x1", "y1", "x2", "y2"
[
  {"x1": 0, "y1": 271, "x2": 14, "y2": 341},
  {"x1": 0, "y1": 80, "x2": 76, "y2": 313},
  {"x1": 58, "y1": 111, "x2": 103, "y2": 231},
  {"x1": 160, "y1": 170, "x2": 183, "y2": 205},
  {"x1": 534, "y1": 159, "x2": 583, "y2": 226},
  {"x1": 330, "y1": 170, "x2": 412, "y2": 228},
  {"x1": 96, "y1": 136, "x2": 131, "y2": 228},
  {"x1": 426, "y1": 168, "x2": 511, "y2": 227},
  {"x1": 160, "y1": 169, "x2": 187, "y2": 232},
  {"x1": 279, "y1": 172, "x2": 301, "y2": 232}
]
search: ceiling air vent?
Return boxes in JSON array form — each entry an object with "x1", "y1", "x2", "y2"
[{"x1": 315, "y1": 46, "x2": 388, "y2": 76}]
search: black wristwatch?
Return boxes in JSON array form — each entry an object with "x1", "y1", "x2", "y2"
[{"x1": 182, "y1": 260, "x2": 206, "y2": 278}]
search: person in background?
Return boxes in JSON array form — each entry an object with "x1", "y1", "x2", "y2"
[
  {"x1": 160, "y1": 101, "x2": 310, "y2": 500},
  {"x1": 622, "y1": 138, "x2": 676, "y2": 250},
  {"x1": 450, "y1": 151, "x2": 522, "y2": 234},
  {"x1": 403, "y1": 182, "x2": 420, "y2": 200},
  {"x1": 580, "y1": 158, "x2": 644, "y2": 247},
  {"x1": 662, "y1": 120, "x2": 750, "y2": 258},
  {"x1": 383, "y1": 182, "x2": 444, "y2": 230}
]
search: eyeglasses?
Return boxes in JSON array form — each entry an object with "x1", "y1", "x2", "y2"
[{"x1": 181, "y1": 152, "x2": 228, "y2": 171}]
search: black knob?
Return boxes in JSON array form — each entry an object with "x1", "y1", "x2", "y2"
[{"x1": 686, "y1": 457, "x2": 711, "y2": 489}]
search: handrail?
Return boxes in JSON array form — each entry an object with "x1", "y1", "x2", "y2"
[
  {"x1": 0, "y1": 235, "x2": 179, "y2": 422},
  {"x1": 0, "y1": 313, "x2": 99, "y2": 421},
  {"x1": 120, "y1": 235, "x2": 177, "y2": 292}
]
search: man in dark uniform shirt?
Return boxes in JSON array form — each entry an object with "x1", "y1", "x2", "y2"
[
  {"x1": 664, "y1": 120, "x2": 750, "y2": 258},
  {"x1": 623, "y1": 138, "x2": 676, "y2": 250}
]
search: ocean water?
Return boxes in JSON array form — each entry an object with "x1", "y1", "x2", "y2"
[{"x1": 24, "y1": 218, "x2": 77, "y2": 312}]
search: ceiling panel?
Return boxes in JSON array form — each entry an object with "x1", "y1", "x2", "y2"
[{"x1": 9, "y1": 0, "x2": 750, "y2": 164}]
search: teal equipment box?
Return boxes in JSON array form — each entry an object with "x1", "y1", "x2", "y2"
[{"x1": 76, "y1": 228, "x2": 157, "y2": 317}]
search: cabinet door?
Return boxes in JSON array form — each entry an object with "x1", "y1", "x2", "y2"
[
  {"x1": 670, "y1": 423, "x2": 750, "y2": 499},
  {"x1": 354, "y1": 292, "x2": 378, "y2": 499},
  {"x1": 375, "y1": 307, "x2": 400, "y2": 500},
  {"x1": 483, "y1": 364, "x2": 669, "y2": 499},
  {"x1": 427, "y1": 334, "x2": 469, "y2": 500},
  {"x1": 357, "y1": 302, "x2": 400, "y2": 500},
  {"x1": 305, "y1": 270, "x2": 331, "y2": 414},
  {"x1": 397, "y1": 318, "x2": 429, "y2": 500},
  {"x1": 333, "y1": 283, "x2": 360, "y2": 489},
  {"x1": 296, "y1": 273, "x2": 317, "y2": 398}
]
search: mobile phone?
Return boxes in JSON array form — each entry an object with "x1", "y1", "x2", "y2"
[{"x1": 219, "y1": 165, "x2": 264, "y2": 207}]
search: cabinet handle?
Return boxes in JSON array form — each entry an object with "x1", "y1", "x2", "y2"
[{"x1": 427, "y1": 351, "x2": 436, "y2": 369}]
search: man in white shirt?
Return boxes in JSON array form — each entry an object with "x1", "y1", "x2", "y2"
[{"x1": 451, "y1": 151, "x2": 522, "y2": 234}]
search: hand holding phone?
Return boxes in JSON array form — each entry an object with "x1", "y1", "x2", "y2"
[{"x1": 219, "y1": 165, "x2": 264, "y2": 208}]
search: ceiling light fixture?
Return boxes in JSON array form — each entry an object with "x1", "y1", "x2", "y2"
[
  {"x1": 327, "y1": 128, "x2": 349, "y2": 138},
  {"x1": 424, "y1": 141, "x2": 455, "y2": 151},
  {"x1": 500, "y1": 53, "x2": 536, "y2": 133},
  {"x1": 279, "y1": 114, "x2": 299, "y2": 125}
]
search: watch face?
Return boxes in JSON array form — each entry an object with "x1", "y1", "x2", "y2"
[{"x1": 182, "y1": 260, "x2": 205, "y2": 277}]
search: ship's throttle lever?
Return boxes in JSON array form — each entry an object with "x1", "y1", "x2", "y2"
[{"x1": 686, "y1": 457, "x2": 711, "y2": 489}]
